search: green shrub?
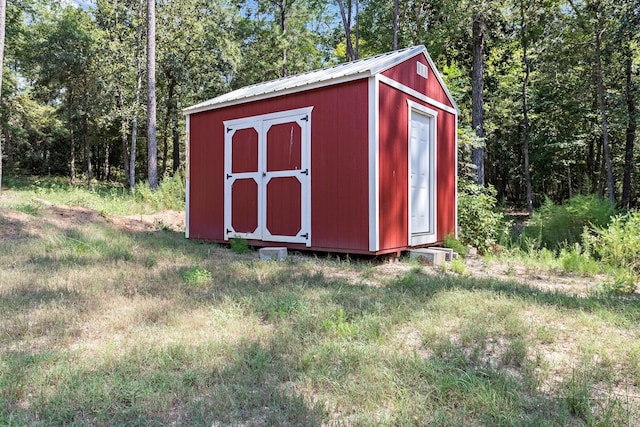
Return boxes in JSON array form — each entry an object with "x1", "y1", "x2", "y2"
[
  {"x1": 230, "y1": 237, "x2": 251, "y2": 254},
  {"x1": 457, "y1": 179, "x2": 504, "y2": 254},
  {"x1": 132, "y1": 169, "x2": 186, "y2": 211},
  {"x1": 601, "y1": 273, "x2": 638, "y2": 295},
  {"x1": 524, "y1": 195, "x2": 612, "y2": 251},
  {"x1": 583, "y1": 211, "x2": 640, "y2": 274},
  {"x1": 182, "y1": 266, "x2": 212, "y2": 286},
  {"x1": 444, "y1": 234, "x2": 469, "y2": 257},
  {"x1": 448, "y1": 258, "x2": 469, "y2": 276},
  {"x1": 558, "y1": 246, "x2": 599, "y2": 276}
]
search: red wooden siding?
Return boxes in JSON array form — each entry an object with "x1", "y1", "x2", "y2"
[
  {"x1": 378, "y1": 83, "x2": 408, "y2": 250},
  {"x1": 377, "y1": 82, "x2": 456, "y2": 251},
  {"x1": 188, "y1": 80, "x2": 370, "y2": 252},
  {"x1": 381, "y1": 55, "x2": 453, "y2": 108},
  {"x1": 189, "y1": 111, "x2": 225, "y2": 240}
]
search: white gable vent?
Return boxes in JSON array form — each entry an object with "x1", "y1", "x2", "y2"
[{"x1": 417, "y1": 61, "x2": 428, "y2": 79}]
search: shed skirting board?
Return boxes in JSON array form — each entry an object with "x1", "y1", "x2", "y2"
[{"x1": 368, "y1": 75, "x2": 381, "y2": 252}]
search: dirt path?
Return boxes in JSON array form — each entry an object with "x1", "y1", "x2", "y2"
[{"x1": 0, "y1": 204, "x2": 184, "y2": 240}]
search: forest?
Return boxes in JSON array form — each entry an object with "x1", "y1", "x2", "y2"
[{"x1": 0, "y1": 0, "x2": 638, "y2": 210}]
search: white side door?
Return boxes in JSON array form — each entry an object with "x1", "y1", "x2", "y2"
[{"x1": 408, "y1": 101, "x2": 437, "y2": 245}]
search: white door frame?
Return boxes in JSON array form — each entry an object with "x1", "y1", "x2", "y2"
[
  {"x1": 407, "y1": 100, "x2": 438, "y2": 246},
  {"x1": 224, "y1": 107, "x2": 313, "y2": 246}
]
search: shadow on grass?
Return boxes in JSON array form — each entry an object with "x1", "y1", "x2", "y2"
[
  {"x1": 1, "y1": 339, "x2": 326, "y2": 426},
  {"x1": 391, "y1": 269, "x2": 640, "y2": 323}
]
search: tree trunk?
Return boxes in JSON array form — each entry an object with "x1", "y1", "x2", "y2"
[
  {"x1": 567, "y1": 163, "x2": 573, "y2": 199},
  {"x1": 520, "y1": 1, "x2": 533, "y2": 214},
  {"x1": 147, "y1": 0, "x2": 158, "y2": 190},
  {"x1": 104, "y1": 141, "x2": 111, "y2": 181},
  {"x1": 471, "y1": 13, "x2": 485, "y2": 186},
  {"x1": 83, "y1": 107, "x2": 92, "y2": 188},
  {"x1": 0, "y1": 126, "x2": 2, "y2": 197},
  {"x1": 621, "y1": 52, "x2": 636, "y2": 209},
  {"x1": 117, "y1": 84, "x2": 130, "y2": 186},
  {"x1": 594, "y1": 23, "x2": 614, "y2": 205},
  {"x1": 586, "y1": 133, "x2": 595, "y2": 192},
  {"x1": 336, "y1": 0, "x2": 355, "y2": 61},
  {"x1": 0, "y1": 0, "x2": 6, "y2": 198},
  {"x1": 354, "y1": 0, "x2": 359, "y2": 59},
  {"x1": 70, "y1": 111, "x2": 76, "y2": 185},
  {"x1": 279, "y1": 0, "x2": 287, "y2": 77},
  {"x1": 393, "y1": 0, "x2": 399, "y2": 50},
  {"x1": 161, "y1": 77, "x2": 176, "y2": 177},
  {"x1": 130, "y1": 0, "x2": 144, "y2": 190},
  {"x1": 5, "y1": 125, "x2": 11, "y2": 172},
  {"x1": 172, "y1": 101, "x2": 180, "y2": 174}
]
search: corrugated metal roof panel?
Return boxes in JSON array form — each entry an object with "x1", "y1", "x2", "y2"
[{"x1": 184, "y1": 45, "x2": 458, "y2": 114}]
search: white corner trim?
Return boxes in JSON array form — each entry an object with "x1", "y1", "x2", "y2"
[
  {"x1": 185, "y1": 114, "x2": 190, "y2": 239},
  {"x1": 368, "y1": 75, "x2": 380, "y2": 252},
  {"x1": 378, "y1": 74, "x2": 458, "y2": 116},
  {"x1": 454, "y1": 118, "x2": 459, "y2": 239}
]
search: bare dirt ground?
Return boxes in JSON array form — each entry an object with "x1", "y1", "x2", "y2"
[
  {"x1": 0, "y1": 202, "x2": 608, "y2": 296},
  {"x1": 0, "y1": 203, "x2": 184, "y2": 240}
]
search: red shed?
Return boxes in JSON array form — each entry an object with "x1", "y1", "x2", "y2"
[{"x1": 183, "y1": 45, "x2": 458, "y2": 255}]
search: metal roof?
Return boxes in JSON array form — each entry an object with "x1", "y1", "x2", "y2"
[{"x1": 183, "y1": 45, "x2": 459, "y2": 115}]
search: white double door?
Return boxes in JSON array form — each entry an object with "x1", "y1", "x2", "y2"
[{"x1": 223, "y1": 107, "x2": 312, "y2": 246}]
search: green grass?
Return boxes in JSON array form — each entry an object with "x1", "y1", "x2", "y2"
[{"x1": 1, "y1": 182, "x2": 640, "y2": 425}]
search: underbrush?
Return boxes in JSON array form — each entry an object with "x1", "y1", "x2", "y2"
[
  {"x1": 0, "y1": 172, "x2": 185, "y2": 214},
  {"x1": 457, "y1": 193, "x2": 639, "y2": 293},
  {"x1": 523, "y1": 195, "x2": 613, "y2": 251}
]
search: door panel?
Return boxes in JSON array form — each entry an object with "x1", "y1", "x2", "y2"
[
  {"x1": 231, "y1": 178, "x2": 259, "y2": 234},
  {"x1": 231, "y1": 128, "x2": 259, "y2": 173},
  {"x1": 265, "y1": 176, "x2": 301, "y2": 237},
  {"x1": 266, "y1": 122, "x2": 302, "y2": 172}
]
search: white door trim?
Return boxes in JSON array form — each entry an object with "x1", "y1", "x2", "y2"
[{"x1": 407, "y1": 100, "x2": 438, "y2": 246}]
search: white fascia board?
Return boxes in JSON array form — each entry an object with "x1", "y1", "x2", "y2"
[
  {"x1": 419, "y1": 50, "x2": 461, "y2": 115},
  {"x1": 378, "y1": 74, "x2": 458, "y2": 116},
  {"x1": 366, "y1": 45, "x2": 425, "y2": 76},
  {"x1": 183, "y1": 72, "x2": 372, "y2": 116}
]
